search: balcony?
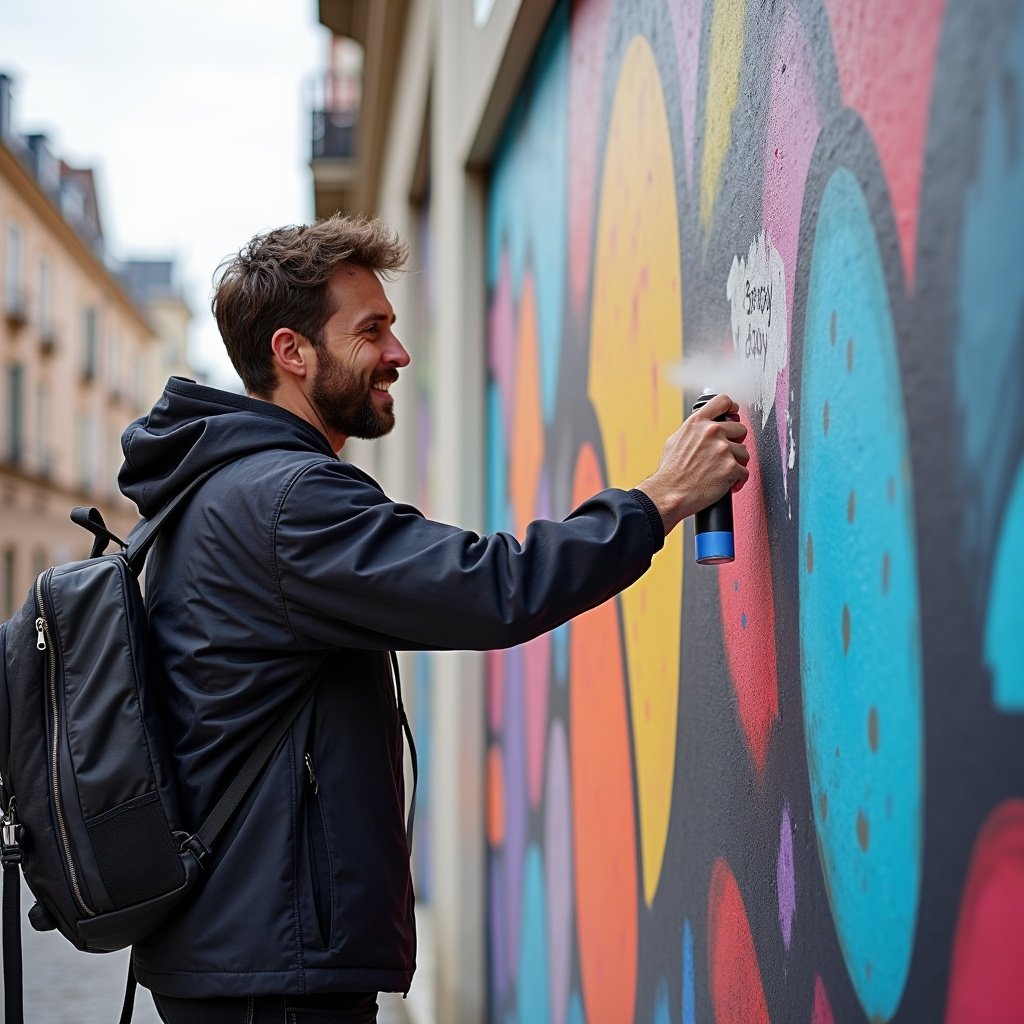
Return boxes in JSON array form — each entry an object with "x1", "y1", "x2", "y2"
[
  {"x1": 38, "y1": 326, "x2": 58, "y2": 357},
  {"x1": 4, "y1": 288, "x2": 29, "y2": 329},
  {"x1": 310, "y1": 70, "x2": 361, "y2": 218},
  {"x1": 312, "y1": 106, "x2": 357, "y2": 161}
]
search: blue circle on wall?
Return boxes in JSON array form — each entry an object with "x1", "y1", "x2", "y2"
[{"x1": 799, "y1": 167, "x2": 923, "y2": 1021}]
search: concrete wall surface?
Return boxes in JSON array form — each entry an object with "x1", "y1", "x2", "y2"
[{"x1": 481, "y1": 0, "x2": 1024, "y2": 1022}]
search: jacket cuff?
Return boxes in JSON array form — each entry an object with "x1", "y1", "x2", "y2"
[{"x1": 627, "y1": 488, "x2": 666, "y2": 553}]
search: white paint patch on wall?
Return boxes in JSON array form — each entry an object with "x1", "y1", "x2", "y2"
[{"x1": 726, "y1": 231, "x2": 788, "y2": 430}]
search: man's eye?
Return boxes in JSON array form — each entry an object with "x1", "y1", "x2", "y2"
[{"x1": 364, "y1": 324, "x2": 379, "y2": 334}]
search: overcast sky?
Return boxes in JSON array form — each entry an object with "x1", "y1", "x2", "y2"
[{"x1": 2, "y1": 0, "x2": 330, "y2": 390}]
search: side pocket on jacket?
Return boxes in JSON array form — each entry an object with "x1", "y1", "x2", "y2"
[{"x1": 303, "y1": 752, "x2": 333, "y2": 949}]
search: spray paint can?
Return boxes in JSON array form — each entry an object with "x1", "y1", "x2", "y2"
[{"x1": 691, "y1": 389, "x2": 735, "y2": 564}]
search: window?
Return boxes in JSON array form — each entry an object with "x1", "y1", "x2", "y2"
[
  {"x1": 78, "y1": 412, "x2": 98, "y2": 492},
  {"x1": 38, "y1": 256, "x2": 52, "y2": 336},
  {"x1": 108, "y1": 331, "x2": 121, "y2": 396},
  {"x1": 36, "y1": 381, "x2": 50, "y2": 476},
  {"x1": 6, "y1": 363, "x2": 23, "y2": 465},
  {"x1": 82, "y1": 306, "x2": 98, "y2": 380},
  {"x1": 2, "y1": 546, "x2": 15, "y2": 619},
  {"x1": 5, "y1": 221, "x2": 23, "y2": 315}
]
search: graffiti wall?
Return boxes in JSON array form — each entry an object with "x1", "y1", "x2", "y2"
[{"x1": 483, "y1": 0, "x2": 1024, "y2": 1022}]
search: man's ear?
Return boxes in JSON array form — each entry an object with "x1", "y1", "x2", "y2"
[{"x1": 270, "y1": 327, "x2": 311, "y2": 382}]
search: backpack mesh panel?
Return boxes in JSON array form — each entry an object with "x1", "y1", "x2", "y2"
[{"x1": 87, "y1": 794, "x2": 185, "y2": 905}]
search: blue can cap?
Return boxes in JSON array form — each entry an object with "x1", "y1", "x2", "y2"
[{"x1": 695, "y1": 530, "x2": 735, "y2": 564}]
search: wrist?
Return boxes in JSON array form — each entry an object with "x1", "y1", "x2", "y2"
[{"x1": 636, "y1": 475, "x2": 685, "y2": 534}]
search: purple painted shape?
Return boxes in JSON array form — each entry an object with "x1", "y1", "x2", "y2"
[
  {"x1": 777, "y1": 801, "x2": 796, "y2": 949},
  {"x1": 544, "y1": 720, "x2": 573, "y2": 1024},
  {"x1": 524, "y1": 633, "x2": 552, "y2": 807},
  {"x1": 525, "y1": 469, "x2": 553, "y2": 806},
  {"x1": 489, "y1": 852, "x2": 509, "y2": 1002},
  {"x1": 763, "y1": 5, "x2": 821, "y2": 488},
  {"x1": 669, "y1": 0, "x2": 704, "y2": 187},
  {"x1": 503, "y1": 646, "x2": 528, "y2": 977},
  {"x1": 489, "y1": 249, "x2": 517, "y2": 437}
]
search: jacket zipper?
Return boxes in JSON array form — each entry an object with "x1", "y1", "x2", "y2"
[{"x1": 35, "y1": 573, "x2": 94, "y2": 918}]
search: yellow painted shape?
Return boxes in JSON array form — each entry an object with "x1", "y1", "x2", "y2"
[
  {"x1": 588, "y1": 35, "x2": 683, "y2": 906},
  {"x1": 700, "y1": 0, "x2": 748, "y2": 229}
]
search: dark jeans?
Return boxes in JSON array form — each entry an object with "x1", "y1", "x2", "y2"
[{"x1": 152, "y1": 991, "x2": 379, "y2": 1024}]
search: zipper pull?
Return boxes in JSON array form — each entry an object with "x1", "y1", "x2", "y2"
[
  {"x1": 35, "y1": 617, "x2": 46, "y2": 651},
  {"x1": 304, "y1": 753, "x2": 319, "y2": 795}
]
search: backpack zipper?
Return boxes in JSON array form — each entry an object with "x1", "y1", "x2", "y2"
[{"x1": 35, "y1": 573, "x2": 94, "y2": 918}]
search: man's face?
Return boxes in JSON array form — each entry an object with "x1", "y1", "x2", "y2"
[{"x1": 309, "y1": 265, "x2": 410, "y2": 441}]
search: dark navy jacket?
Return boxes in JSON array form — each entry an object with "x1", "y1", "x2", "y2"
[{"x1": 118, "y1": 377, "x2": 664, "y2": 998}]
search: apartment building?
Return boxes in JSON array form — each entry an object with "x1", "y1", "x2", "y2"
[{"x1": 0, "y1": 73, "x2": 190, "y2": 620}]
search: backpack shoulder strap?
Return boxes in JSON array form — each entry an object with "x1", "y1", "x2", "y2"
[{"x1": 124, "y1": 463, "x2": 230, "y2": 576}]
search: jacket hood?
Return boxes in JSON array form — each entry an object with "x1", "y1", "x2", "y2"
[{"x1": 119, "y1": 377, "x2": 336, "y2": 518}]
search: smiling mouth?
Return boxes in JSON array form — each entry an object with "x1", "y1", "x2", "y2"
[{"x1": 371, "y1": 376, "x2": 397, "y2": 396}]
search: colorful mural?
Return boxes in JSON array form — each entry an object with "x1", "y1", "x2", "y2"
[{"x1": 484, "y1": 0, "x2": 1024, "y2": 1022}]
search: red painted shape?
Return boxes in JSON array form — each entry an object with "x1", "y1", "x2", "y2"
[
  {"x1": 570, "y1": 442, "x2": 638, "y2": 1024},
  {"x1": 568, "y1": 0, "x2": 614, "y2": 317},
  {"x1": 811, "y1": 976, "x2": 834, "y2": 1024},
  {"x1": 946, "y1": 799, "x2": 1024, "y2": 1023},
  {"x1": 708, "y1": 858, "x2": 772, "y2": 1024},
  {"x1": 825, "y1": 0, "x2": 946, "y2": 287},
  {"x1": 717, "y1": 407, "x2": 779, "y2": 775}
]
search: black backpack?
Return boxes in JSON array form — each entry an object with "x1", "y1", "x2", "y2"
[{"x1": 0, "y1": 468, "x2": 316, "y2": 1023}]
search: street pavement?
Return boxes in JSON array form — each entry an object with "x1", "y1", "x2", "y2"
[{"x1": 1, "y1": 880, "x2": 410, "y2": 1023}]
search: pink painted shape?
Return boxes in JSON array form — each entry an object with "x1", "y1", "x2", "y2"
[
  {"x1": 488, "y1": 648, "x2": 505, "y2": 732},
  {"x1": 489, "y1": 249, "x2": 516, "y2": 436},
  {"x1": 524, "y1": 630, "x2": 552, "y2": 807},
  {"x1": 946, "y1": 800, "x2": 1024, "y2": 1023},
  {"x1": 812, "y1": 977, "x2": 834, "y2": 1024},
  {"x1": 668, "y1": 0, "x2": 703, "y2": 188},
  {"x1": 717, "y1": 405, "x2": 779, "y2": 775},
  {"x1": 545, "y1": 720, "x2": 573, "y2": 1024},
  {"x1": 568, "y1": 0, "x2": 613, "y2": 317},
  {"x1": 824, "y1": 0, "x2": 946, "y2": 287},
  {"x1": 763, "y1": 5, "x2": 822, "y2": 488}
]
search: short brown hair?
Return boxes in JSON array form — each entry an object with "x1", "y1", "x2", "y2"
[{"x1": 212, "y1": 214, "x2": 408, "y2": 395}]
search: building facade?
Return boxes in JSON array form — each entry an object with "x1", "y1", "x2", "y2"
[
  {"x1": 311, "y1": 2, "x2": 1024, "y2": 1023},
  {"x1": 1, "y1": 74, "x2": 192, "y2": 621}
]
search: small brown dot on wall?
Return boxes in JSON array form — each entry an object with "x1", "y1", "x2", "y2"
[
  {"x1": 882, "y1": 551, "x2": 891, "y2": 594},
  {"x1": 848, "y1": 490, "x2": 856, "y2": 524},
  {"x1": 820, "y1": 791, "x2": 828, "y2": 821},
  {"x1": 830, "y1": 310, "x2": 837, "y2": 346},
  {"x1": 847, "y1": 337, "x2": 854, "y2": 372},
  {"x1": 868, "y1": 706, "x2": 879, "y2": 752},
  {"x1": 857, "y1": 808, "x2": 870, "y2": 851},
  {"x1": 823, "y1": 400, "x2": 830, "y2": 436},
  {"x1": 842, "y1": 604, "x2": 851, "y2": 654},
  {"x1": 807, "y1": 532, "x2": 814, "y2": 573}
]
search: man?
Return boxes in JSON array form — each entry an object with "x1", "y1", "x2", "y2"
[{"x1": 119, "y1": 215, "x2": 748, "y2": 1023}]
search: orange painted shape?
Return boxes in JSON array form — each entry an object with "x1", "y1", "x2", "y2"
[
  {"x1": 508, "y1": 271, "x2": 544, "y2": 538},
  {"x1": 570, "y1": 442, "x2": 639, "y2": 1024},
  {"x1": 717, "y1": 407, "x2": 779, "y2": 775},
  {"x1": 825, "y1": 0, "x2": 946, "y2": 286},
  {"x1": 487, "y1": 743, "x2": 506, "y2": 848},
  {"x1": 708, "y1": 858, "x2": 771, "y2": 1024},
  {"x1": 946, "y1": 799, "x2": 1024, "y2": 1023}
]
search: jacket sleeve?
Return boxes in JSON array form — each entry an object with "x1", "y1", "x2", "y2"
[{"x1": 273, "y1": 459, "x2": 665, "y2": 652}]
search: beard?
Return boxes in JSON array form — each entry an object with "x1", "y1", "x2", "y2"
[{"x1": 310, "y1": 345, "x2": 396, "y2": 440}]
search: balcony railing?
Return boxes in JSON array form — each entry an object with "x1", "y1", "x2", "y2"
[{"x1": 310, "y1": 72, "x2": 360, "y2": 160}]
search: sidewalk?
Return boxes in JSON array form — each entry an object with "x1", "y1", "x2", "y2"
[{"x1": 1, "y1": 881, "x2": 412, "y2": 1023}]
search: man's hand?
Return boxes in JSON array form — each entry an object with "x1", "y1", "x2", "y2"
[{"x1": 637, "y1": 393, "x2": 750, "y2": 534}]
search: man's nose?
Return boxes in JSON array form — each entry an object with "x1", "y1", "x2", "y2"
[{"x1": 385, "y1": 333, "x2": 411, "y2": 367}]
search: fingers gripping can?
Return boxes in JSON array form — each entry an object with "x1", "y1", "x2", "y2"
[{"x1": 691, "y1": 390, "x2": 735, "y2": 564}]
